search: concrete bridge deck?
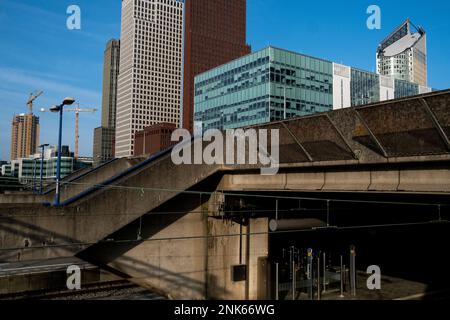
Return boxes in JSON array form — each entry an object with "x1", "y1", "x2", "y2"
[{"x1": 1, "y1": 89, "x2": 449, "y2": 299}]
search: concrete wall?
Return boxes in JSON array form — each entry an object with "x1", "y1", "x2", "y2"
[
  {"x1": 108, "y1": 211, "x2": 208, "y2": 300},
  {"x1": 93, "y1": 215, "x2": 270, "y2": 300},
  {"x1": 73, "y1": 189, "x2": 269, "y2": 300},
  {"x1": 72, "y1": 192, "x2": 210, "y2": 300}
]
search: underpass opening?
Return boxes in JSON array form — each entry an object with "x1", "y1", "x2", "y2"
[{"x1": 220, "y1": 191, "x2": 450, "y2": 300}]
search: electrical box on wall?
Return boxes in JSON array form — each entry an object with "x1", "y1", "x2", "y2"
[{"x1": 231, "y1": 265, "x2": 247, "y2": 282}]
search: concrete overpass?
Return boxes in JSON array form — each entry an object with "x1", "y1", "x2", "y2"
[{"x1": 1, "y1": 89, "x2": 449, "y2": 299}]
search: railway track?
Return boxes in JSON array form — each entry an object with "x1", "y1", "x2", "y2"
[{"x1": 0, "y1": 280, "x2": 145, "y2": 300}]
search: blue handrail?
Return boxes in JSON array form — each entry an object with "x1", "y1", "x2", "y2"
[
  {"x1": 42, "y1": 158, "x2": 119, "y2": 195},
  {"x1": 54, "y1": 147, "x2": 175, "y2": 207}
]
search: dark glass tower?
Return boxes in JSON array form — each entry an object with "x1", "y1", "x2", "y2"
[{"x1": 93, "y1": 39, "x2": 120, "y2": 166}]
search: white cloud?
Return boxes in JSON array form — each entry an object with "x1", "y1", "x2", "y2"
[{"x1": 0, "y1": 67, "x2": 101, "y2": 104}]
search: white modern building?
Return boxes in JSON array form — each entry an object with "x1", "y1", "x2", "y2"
[
  {"x1": 332, "y1": 62, "x2": 431, "y2": 110},
  {"x1": 376, "y1": 19, "x2": 427, "y2": 87},
  {"x1": 115, "y1": 0, "x2": 185, "y2": 158}
]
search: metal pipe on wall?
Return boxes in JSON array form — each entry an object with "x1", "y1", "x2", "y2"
[{"x1": 269, "y1": 219, "x2": 326, "y2": 232}]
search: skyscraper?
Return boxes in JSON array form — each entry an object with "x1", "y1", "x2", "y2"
[
  {"x1": 102, "y1": 39, "x2": 121, "y2": 129},
  {"x1": 93, "y1": 39, "x2": 120, "y2": 166},
  {"x1": 115, "y1": 0, "x2": 184, "y2": 158},
  {"x1": 377, "y1": 19, "x2": 427, "y2": 87},
  {"x1": 183, "y1": 0, "x2": 250, "y2": 132},
  {"x1": 10, "y1": 114, "x2": 40, "y2": 161},
  {"x1": 93, "y1": 126, "x2": 115, "y2": 165}
]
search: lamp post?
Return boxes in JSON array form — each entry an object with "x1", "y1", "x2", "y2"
[
  {"x1": 33, "y1": 158, "x2": 37, "y2": 193},
  {"x1": 49, "y1": 97, "x2": 76, "y2": 206},
  {"x1": 38, "y1": 144, "x2": 49, "y2": 194}
]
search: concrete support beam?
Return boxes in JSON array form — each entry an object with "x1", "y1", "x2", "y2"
[
  {"x1": 218, "y1": 166, "x2": 450, "y2": 194},
  {"x1": 368, "y1": 170, "x2": 400, "y2": 191},
  {"x1": 207, "y1": 218, "x2": 246, "y2": 300},
  {"x1": 398, "y1": 169, "x2": 450, "y2": 193},
  {"x1": 223, "y1": 174, "x2": 287, "y2": 191},
  {"x1": 322, "y1": 171, "x2": 372, "y2": 191},
  {"x1": 285, "y1": 172, "x2": 326, "y2": 190},
  {"x1": 247, "y1": 218, "x2": 269, "y2": 300}
]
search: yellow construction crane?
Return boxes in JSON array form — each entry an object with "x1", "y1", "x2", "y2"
[
  {"x1": 27, "y1": 90, "x2": 44, "y2": 114},
  {"x1": 64, "y1": 104, "x2": 97, "y2": 159}
]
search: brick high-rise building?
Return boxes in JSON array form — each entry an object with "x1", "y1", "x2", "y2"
[
  {"x1": 183, "y1": 0, "x2": 250, "y2": 132},
  {"x1": 10, "y1": 114, "x2": 40, "y2": 161}
]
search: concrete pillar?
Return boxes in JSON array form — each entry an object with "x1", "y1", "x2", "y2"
[{"x1": 206, "y1": 217, "x2": 269, "y2": 300}]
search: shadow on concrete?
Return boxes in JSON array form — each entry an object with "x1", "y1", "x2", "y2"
[
  {"x1": 0, "y1": 215, "x2": 85, "y2": 261},
  {"x1": 75, "y1": 173, "x2": 225, "y2": 298}
]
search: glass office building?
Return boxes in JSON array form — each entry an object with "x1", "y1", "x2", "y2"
[
  {"x1": 194, "y1": 47, "x2": 333, "y2": 130},
  {"x1": 2, "y1": 145, "x2": 92, "y2": 184},
  {"x1": 350, "y1": 68, "x2": 380, "y2": 106},
  {"x1": 394, "y1": 78, "x2": 420, "y2": 99},
  {"x1": 194, "y1": 46, "x2": 431, "y2": 131},
  {"x1": 13, "y1": 157, "x2": 74, "y2": 184}
]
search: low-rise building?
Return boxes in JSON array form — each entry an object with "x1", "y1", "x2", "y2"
[
  {"x1": 2, "y1": 145, "x2": 91, "y2": 185},
  {"x1": 133, "y1": 123, "x2": 177, "y2": 157},
  {"x1": 1, "y1": 163, "x2": 15, "y2": 177}
]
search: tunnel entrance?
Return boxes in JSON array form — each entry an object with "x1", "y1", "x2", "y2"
[{"x1": 268, "y1": 222, "x2": 450, "y2": 300}]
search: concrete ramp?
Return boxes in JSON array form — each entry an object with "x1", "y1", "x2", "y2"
[
  {"x1": 0, "y1": 157, "x2": 144, "y2": 205},
  {"x1": 0, "y1": 146, "x2": 222, "y2": 264}
]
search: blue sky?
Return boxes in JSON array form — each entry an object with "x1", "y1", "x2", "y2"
[{"x1": 1, "y1": 0, "x2": 449, "y2": 161}]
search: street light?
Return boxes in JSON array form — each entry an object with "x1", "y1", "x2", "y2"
[
  {"x1": 50, "y1": 97, "x2": 76, "y2": 206},
  {"x1": 33, "y1": 158, "x2": 37, "y2": 193},
  {"x1": 38, "y1": 143, "x2": 50, "y2": 194}
]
